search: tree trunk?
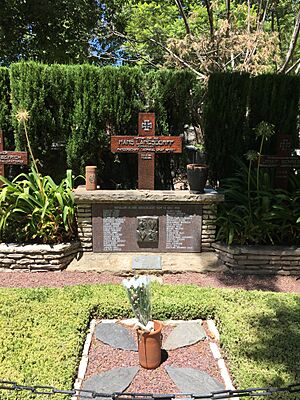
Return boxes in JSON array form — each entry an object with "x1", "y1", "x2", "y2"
[{"x1": 278, "y1": 9, "x2": 300, "y2": 73}]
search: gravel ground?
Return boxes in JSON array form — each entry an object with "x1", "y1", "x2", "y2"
[
  {"x1": 0, "y1": 270, "x2": 299, "y2": 292},
  {"x1": 85, "y1": 321, "x2": 223, "y2": 394}
]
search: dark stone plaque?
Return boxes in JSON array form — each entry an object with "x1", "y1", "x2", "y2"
[
  {"x1": 137, "y1": 216, "x2": 159, "y2": 247},
  {"x1": 92, "y1": 203, "x2": 202, "y2": 253}
]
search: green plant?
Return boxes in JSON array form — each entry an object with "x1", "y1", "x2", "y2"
[
  {"x1": 216, "y1": 122, "x2": 300, "y2": 245},
  {"x1": 0, "y1": 166, "x2": 77, "y2": 244}
]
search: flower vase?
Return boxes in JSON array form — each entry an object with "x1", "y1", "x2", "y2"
[
  {"x1": 187, "y1": 164, "x2": 208, "y2": 194},
  {"x1": 137, "y1": 320, "x2": 162, "y2": 369}
]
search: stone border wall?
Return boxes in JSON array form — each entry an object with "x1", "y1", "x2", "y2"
[
  {"x1": 213, "y1": 242, "x2": 300, "y2": 275},
  {"x1": 76, "y1": 202, "x2": 218, "y2": 252},
  {"x1": 0, "y1": 242, "x2": 80, "y2": 271},
  {"x1": 202, "y1": 204, "x2": 217, "y2": 252},
  {"x1": 77, "y1": 204, "x2": 93, "y2": 252}
]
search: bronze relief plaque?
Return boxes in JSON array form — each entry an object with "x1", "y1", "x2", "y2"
[{"x1": 137, "y1": 216, "x2": 159, "y2": 247}]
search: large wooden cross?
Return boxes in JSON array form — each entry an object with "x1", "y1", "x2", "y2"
[
  {"x1": 260, "y1": 134, "x2": 300, "y2": 189},
  {"x1": 111, "y1": 112, "x2": 182, "y2": 189},
  {"x1": 0, "y1": 130, "x2": 28, "y2": 183}
]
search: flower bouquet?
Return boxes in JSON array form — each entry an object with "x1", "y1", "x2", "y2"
[{"x1": 123, "y1": 275, "x2": 162, "y2": 369}]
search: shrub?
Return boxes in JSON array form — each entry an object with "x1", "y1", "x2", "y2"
[
  {"x1": 0, "y1": 167, "x2": 77, "y2": 244},
  {"x1": 216, "y1": 122, "x2": 300, "y2": 245}
]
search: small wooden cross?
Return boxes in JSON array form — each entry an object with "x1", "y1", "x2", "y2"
[
  {"x1": 260, "y1": 134, "x2": 300, "y2": 189},
  {"x1": 111, "y1": 112, "x2": 182, "y2": 190},
  {"x1": 0, "y1": 130, "x2": 28, "y2": 183}
]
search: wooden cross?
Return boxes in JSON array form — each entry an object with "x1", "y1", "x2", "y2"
[
  {"x1": 0, "y1": 130, "x2": 28, "y2": 183},
  {"x1": 111, "y1": 112, "x2": 182, "y2": 189},
  {"x1": 260, "y1": 134, "x2": 300, "y2": 189}
]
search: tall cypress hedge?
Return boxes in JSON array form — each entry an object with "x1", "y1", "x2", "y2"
[
  {"x1": 7, "y1": 62, "x2": 198, "y2": 183},
  {"x1": 204, "y1": 73, "x2": 300, "y2": 183},
  {"x1": 203, "y1": 73, "x2": 251, "y2": 184},
  {"x1": 248, "y1": 74, "x2": 300, "y2": 153},
  {"x1": 0, "y1": 67, "x2": 13, "y2": 148},
  {"x1": 2, "y1": 62, "x2": 300, "y2": 185}
]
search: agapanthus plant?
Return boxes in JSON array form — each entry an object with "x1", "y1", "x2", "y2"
[{"x1": 123, "y1": 276, "x2": 153, "y2": 332}]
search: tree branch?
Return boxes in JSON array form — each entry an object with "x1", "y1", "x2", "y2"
[
  {"x1": 174, "y1": 0, "x2": 191, "y2": 35},
  {"x1": 285, "y1": 57, "x2": 300, "y2": 74},
  {"x1": 147, "y1": 36, "x2": 207, "y2": 79},
  {"x1": 203, "y1": 0, "x2": 214, "y2": 39},
  {"x1": 278, "y1": 9, "x2": 300, "y2": 73}
]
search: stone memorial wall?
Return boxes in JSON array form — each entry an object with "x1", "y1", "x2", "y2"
[{"x1": 74, "y1": 189, "x2": 224, "y2": 253}]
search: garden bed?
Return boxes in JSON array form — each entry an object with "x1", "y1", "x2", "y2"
[
  {"x1": 213, "y1": 242, "x2": 300, "y2": 275},
  {"x1": 0, "y1": 284, "x2": 299, "y2": 400},
  {"x1": 0, "y1": 241, "x2": 80, "y2": 271}
]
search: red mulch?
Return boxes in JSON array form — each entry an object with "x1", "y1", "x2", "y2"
[
  {"x1": 0, "y1": 271, "x2": 299, "y2": 293},
  {"x1": 85, "y1": 321, "x2": 224, "y2": 394}
]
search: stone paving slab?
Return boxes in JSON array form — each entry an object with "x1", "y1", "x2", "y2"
[
  {"x1": 165, "y1": 366, "x2": 224, "y2": 394},
  {"x1": 80, "y1": 367, "x2": 139, "y2": 400},
  {"x1": 163, "y1": 321, "x2": 206, "y2": 350},
  {"x1": 67, "y1": 252, "x2": 226, "y2": 274},
  {"x1": 96, "y1": 322, "x2": 138, "y2": 351}
]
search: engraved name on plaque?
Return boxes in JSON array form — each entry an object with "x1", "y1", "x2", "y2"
[
  {"x1": 92, "y1": 203, "x2": 202, "y2": 253},
  {"x1": 166, "y1": 206, "x2": 194, "y2": 250},
  {"x1": 102, "y1": 209, "x2": 126, "y2": 251}
]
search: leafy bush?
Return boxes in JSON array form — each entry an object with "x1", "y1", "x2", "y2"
[
  {"x1": 0, "y1": 284, "x2": 299, "y2": 400},
  {"x1": 216, "y1": 163, "x2": 300, "y2": 245},
  {"x1": 0, "y1": 166, "x2": 77, "y2": 244},
  {"x1": 216, "y1": 122, "x2": 300, "y2": 245}
]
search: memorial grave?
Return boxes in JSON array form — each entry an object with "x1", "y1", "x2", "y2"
[{"x1": 73, "y1": 113, "x2": 224, "y2": 272}]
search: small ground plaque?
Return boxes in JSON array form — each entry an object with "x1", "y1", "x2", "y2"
[{"x1": 132, "y1": 255, "x2": 162, "y2": 270}]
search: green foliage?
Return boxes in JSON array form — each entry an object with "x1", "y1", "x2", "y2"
[
  {"x1": 0, "y1": 284, "x2": 299, "y2": 399},
  {"x1": 204, "y1": 72, "x2": 300, "y2": 183},
  {"x1": 0, "y1": 0, "x2": 99, "y2": 66},
  {"x1": 204, "y1": 72, "x2": 251, "y2": 184},
  {"x1": 0, "y1": 166, "x2": 77, "y2": 244},
  {"x1": 7, "y1": 62, "x2": 199, "y2": 184},
  {"x1": 0, "y1": 67, "x2": 13, "y2": 146},
  {"x1": 248, "y1": 75, "x2": 300, "y2": 153},
  {"x1": 216, "y1": 160, "x2": 300, "y2": 245}
]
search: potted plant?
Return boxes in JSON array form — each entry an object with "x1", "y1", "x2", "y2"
[{"x1": 123, "y1": 276, "x2": 162, "y2": 369}]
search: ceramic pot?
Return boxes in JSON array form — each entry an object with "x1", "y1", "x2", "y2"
[
  {"x1": 137, "y1": 320, "x2": 162, "y2": 369},
  {"x1": 187, "y1": 164, "x2": 208, "y2": 194},
  {"x1": 85, "y1": 166, "x2": 97, "y2": 190}
]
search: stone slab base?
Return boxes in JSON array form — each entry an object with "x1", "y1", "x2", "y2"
[
  {"x1": 67, "y1": 251, "x2": 226, "y2": 274},
  {"x1": 0, "y1": 242, "x2": 80, "y2": 271},
  {"x1": 213, "y1": 242, "x2": 300, "y2": 276}
]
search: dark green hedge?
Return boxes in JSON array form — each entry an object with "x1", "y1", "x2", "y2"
[
  {"x1": 203, "y1": 73, "x2": 300, "y2": 184},
  {"x1": 5, "y1": 62, "x2": 199, "y2": 182},
  {"x1": 1, "y1": 63, "x2": 300, "y2": 184},
  {"x1": 0, "y1": 284, "x2": 299, "y2": 400}
]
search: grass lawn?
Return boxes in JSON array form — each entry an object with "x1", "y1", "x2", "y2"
[{"x1": 0, "y1": 284, "x2": 299, "y2": 399}]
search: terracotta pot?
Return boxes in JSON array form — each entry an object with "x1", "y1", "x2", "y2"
[
  {"x1": 85, "y1": 166, "x2": 97, "y2": 190},
  {"x1": 137, "y1": 320, "x2": 162, "y2": 369},
  {"x1": 187, "y1": 164, "x2": 208, "y2": 194}
]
